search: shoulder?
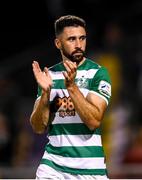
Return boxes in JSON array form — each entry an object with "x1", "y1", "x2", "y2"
[
  {"x1": 85, "y1": 58, "x2": 111, "y2": 81},
  {"x1": 85, "y1": 58, "x2": 109, "y2": 74},
  {"x1": 84, "y1": 58, "x2": 101, "y2": 70}
]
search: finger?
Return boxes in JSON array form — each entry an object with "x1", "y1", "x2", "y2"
[
  {"x1": 63, "y1": 71, "x2": 70, "y2": 81},
  {"x1": 32, "y1": 67, "x2": 40, "y2": 80},
  {"x1": 32, "y1": 62, "x2": 42, "y2": 80},
  {"x1": 63, "y1": 61, "x2": 72, "y2": 74},
  {"x1": 73, "y1": 62, "x2": 77, "y2": 68},
  {"x1": 65, "y1": 60, "x2": 77, "y2": 72},
  {"x1": 35, "y1": 61, "x2": 42, "y2": 72},
  {"x1": 44, "y1": 67, "x2": 49, "y2": 76},
  {"x1": 32, "y1": 62, "x2": 38, "y2": 75},
  {"x1": 67, "y1": 60, "x2": 77, "y2": 67},
  {"x1": 44, "y1": 67, "x2": 53, "y2": 85},
  {"x1": 32, "y1": 61, "x2": 42, "y2": 73}
]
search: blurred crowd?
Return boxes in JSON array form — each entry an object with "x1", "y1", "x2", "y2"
[{"x1": 0, "y1": 0, "x2": 142, "y2": 178}]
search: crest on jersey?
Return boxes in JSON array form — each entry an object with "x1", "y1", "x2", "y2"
[{"x1": 76, "y1": 76, "x2": 88, "y2": 88}]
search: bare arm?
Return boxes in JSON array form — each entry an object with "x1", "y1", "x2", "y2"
[
  {"x1": 63, "y1": 60, "x2": 107, "y2": 130},
  {"x1": 30, "y1": 61, "x2": 52, "y2": 134},
  {"x1": 30, "y1": 91, "x2": 50, "y2": 134},
  {"x1": 67, "y1": 84, "x2": 107, "y2": 130}
]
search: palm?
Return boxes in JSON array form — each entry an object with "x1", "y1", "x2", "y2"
[
  {"x1": 63, "y1": 60, "x2": 77, "y2": 87},
  {"x1": 32, "y1": 61, "x2": 52, "y2": 92}
]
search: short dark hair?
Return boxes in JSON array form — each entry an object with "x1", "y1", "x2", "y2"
[{"x1": 54, "y1": 15, "x2": 86, "y2": 36}]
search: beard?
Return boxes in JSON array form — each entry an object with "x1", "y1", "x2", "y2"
[{"x1": 62, "y1": 46, "x2": 85, "y2": 63}]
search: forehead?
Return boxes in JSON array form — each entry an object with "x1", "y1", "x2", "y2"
[{"x1": 61, "y1": 26, "x2": 86, "y2": 37}]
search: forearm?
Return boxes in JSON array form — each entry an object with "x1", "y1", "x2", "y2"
[
  {"x1": 67, "y1": 84, "x2": 102, "y2": 130},
  {"x1": 30, "y1": 91, "x2": 50, "y2": 134}
]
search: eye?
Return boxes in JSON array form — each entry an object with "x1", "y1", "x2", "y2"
[
  {"x1": 80, "y1": 35, "x2": 86, "y2": 41},
  {"x1": 68, "y1": 37, "x2": 76, "y2": 42}
]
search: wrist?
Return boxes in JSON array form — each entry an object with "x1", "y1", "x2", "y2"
[
  {"x1": 67, "y1": 83, "x2": 77, "y2": 91},
  {"x1": 41, "y1": 89, "x2": 50, "y2": 102},
  {"x1": 42, "y1": 85, "x2": 51, "y2": 94}
]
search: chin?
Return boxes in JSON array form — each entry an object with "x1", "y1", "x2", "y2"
[{"x1": 72, "y1": 55, "x2": 84, "y2": 63}]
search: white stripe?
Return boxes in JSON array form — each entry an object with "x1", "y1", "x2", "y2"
[
  {"x1": 89, "y1": 91, "x2": 108, "y2": 105},
  {"x1": 51, "y1": 89, "x2": 69, "y2": 98},
  {"x1": 50, "y1": 69, "x2": 98, "y2": 80},
  {"x1": 80, "y1": 88, "x2": 89, "y2": 97},
  {"x1": 51, "y1": 88, "x2": 89, "y2": 98},
  {"x1": 50, "y1": 89, "x2": 58, "y2": 101},
  {"x1": 52, "y1": 113, "x2": 82, "y2": 124},
  {"x1": 43, "y1": 151, "x2": 106, "y2": 169},
  {"x1": 76, "y1": 69, "x2": 98, "y2": 79},
  {"x1": 36, "y1": 89, "x2": 57, "y2": 102},
  {"x1": 49, "y1": 71, "x2": 64, "y2": 80},
  {"x1": 49, "y1": 134, "x2": 102, "y2": 147}
]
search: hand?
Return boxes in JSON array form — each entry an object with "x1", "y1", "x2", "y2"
[
  {"x1": 32, "y1": 61, "x2": 52, "y2": 92},
  {"x1": 63, "y1": 60, "x2": 77, "y2": 88}
]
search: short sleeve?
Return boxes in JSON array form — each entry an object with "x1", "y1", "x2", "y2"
[
  {"x1": 37, "y1": 86, "x2": 42, "y2": 99},
  {"x1": 90, "y1": 67, "x2": 111, "y2": 105}
]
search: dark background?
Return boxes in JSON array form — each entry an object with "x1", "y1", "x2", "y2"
[{"x1": 0, "y1": 0, "x2": 142, "y2": 178}]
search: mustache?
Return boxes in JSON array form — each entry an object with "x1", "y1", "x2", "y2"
[{"x1": 72, "y1": 49, "x2": 84, "y2": 55}]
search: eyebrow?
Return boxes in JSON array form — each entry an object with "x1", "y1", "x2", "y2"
[{"x1": 67, "y1": 35, "x2": 86, "y2": 40}]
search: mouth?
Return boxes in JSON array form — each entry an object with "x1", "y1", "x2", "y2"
[
  {"x1": 74, "y1": 52, "x2": 82, "y2": 55},
  {"x1": 73, "y1": 51, "x2": 83, "y2": 55}
]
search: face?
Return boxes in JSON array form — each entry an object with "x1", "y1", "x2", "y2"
[{"x1": 55, "y1": 26, "x2": 86, "y2": 63}]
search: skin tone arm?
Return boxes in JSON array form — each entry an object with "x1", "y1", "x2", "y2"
[
  {"x1": 63, "y1": 60, "x2": 107, "y2": 131},
  {"x1": 30, "y1": 61, "x2": 52, "y2": 134}
]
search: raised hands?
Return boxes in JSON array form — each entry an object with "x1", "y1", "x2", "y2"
[
  {"x1": 32, "y1": 61, "x2": 52, "y2": 92},
  {"x1": 63, "y1": 60, "x2": 77, "y2": 88}
]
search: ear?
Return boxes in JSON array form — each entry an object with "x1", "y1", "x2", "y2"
[{"x1": 54, "y1": 38, "x2": 61, "y2": 49}]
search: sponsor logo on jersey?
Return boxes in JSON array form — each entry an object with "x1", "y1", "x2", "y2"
[
  {"x1": 98, "y1": 80, "x2": 111, "y2": 98},
  {"x1": 55, "y1": 96, "x2": 75, "y2": 118}
]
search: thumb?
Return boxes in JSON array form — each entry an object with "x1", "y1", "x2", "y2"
[{"x1": 44, "y1": 67, "x2": 49, "y2": 76}]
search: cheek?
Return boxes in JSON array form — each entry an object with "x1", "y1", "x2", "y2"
[
  {"x1": 62, "y1": 43, "x2": 74, "y2": 53},
  {"x1": 82, "y1": 41, "x2": 86, "y2": 50}
]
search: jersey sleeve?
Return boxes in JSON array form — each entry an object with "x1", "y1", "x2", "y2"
[
  {"x1": 37, "y1": 86, "x2": 42, "y2": 99},
  {"x1": 90, "y1": 67, "x2": 111, "y2": 105}
]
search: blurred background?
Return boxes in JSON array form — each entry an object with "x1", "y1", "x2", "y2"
[{"x1": 0, "y1": 0, "x2": 142, "y2": 178}]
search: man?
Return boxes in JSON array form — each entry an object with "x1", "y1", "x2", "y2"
[{"x1": 30, "y1": 15, "x2": 111, "y2": 179}]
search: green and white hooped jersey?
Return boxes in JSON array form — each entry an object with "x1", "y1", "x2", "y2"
[{"x1": 37, "y1": 58, "x2": 111, "y2": 175}]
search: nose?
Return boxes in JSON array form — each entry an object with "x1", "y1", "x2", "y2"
[{"x1": 75, "y1": 39, "x2": 81, "y2": 49}]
